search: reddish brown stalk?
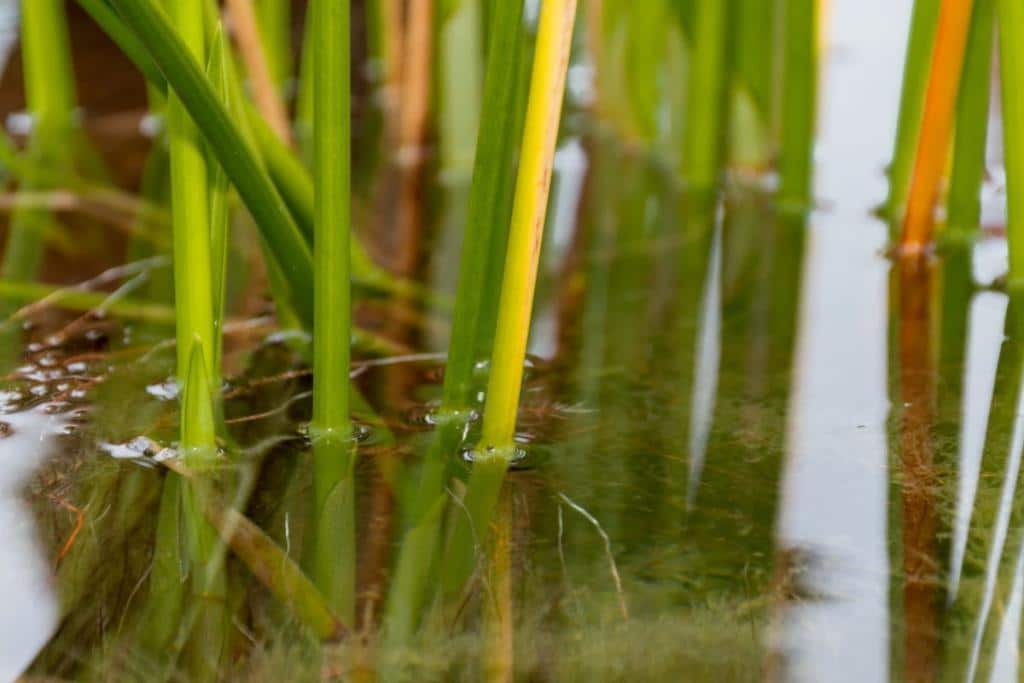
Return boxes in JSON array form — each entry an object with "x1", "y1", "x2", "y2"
[
  {"x1": 381, "y1": 0, "x2": 406, "y2": 126},
  {"x1": 356, "y1": 0, "x2": 435, "y2": 615},
  {"x1": 484, "y1": 492, "x2": 515, "y2": 683},
  {"x1": 897, "y1": 254, "x2": 940, "y2": 683},
  {"x1": 355, "y1": 462, "x2": 396, "y2": 631},
  {"x1": 396, "y1": 0, "x2": 433, "y2": 167},
  {"x1": 224, "y1": 0, "x2": 294, "y2": 145},
  {"x1": 900, "y1": 0, "x2": 975, "y2": 251}
]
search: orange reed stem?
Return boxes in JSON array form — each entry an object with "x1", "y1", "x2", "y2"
[{"x1": 900, "y1": 0, "x2": 974, "y2": 252}]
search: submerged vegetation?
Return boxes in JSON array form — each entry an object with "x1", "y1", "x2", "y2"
[{"x1": 5, "y1": 0, "x2": 1024, "y2": 680}]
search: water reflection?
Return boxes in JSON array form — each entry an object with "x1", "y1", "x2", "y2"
[
  {"x1": 0, "y1": 394, "x2": 61, "y2": 680},
  {"x1": 7, "y1": 0, "x2": 1024, "y2": 679},
  {"x1": 950, "y1": 292, "x2": 1006, "y2": 599},
  {"x1": 775, "y1": 0, "x2": 907, "y2": 680}
]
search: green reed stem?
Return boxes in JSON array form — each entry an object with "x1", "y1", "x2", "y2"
[
  {"x1": 2, "y1": 0, "x2": 76, "y2": 283},
  {"x1": 627, "y1": 1, "x2": 670, "y2": 143},
  {"x1": 140, "y1": 473, "x2": 187, "y2": 661},
  {"x1": 297, "y1": 4, "x2": 315, "y2": 159},
  {"x1": 136, "y1": 4, "x2": 228, "y2": 678},
  {"x1": 1, "y1": 0, "x2": 77, "y2": 365},
  {"x1": 107, "y1": 0, "x2": 314, "y2": 326},
  {"x1": 442, "y1": 0, "x2": 529, "y2": 423},
  {"x1": 384, "y1": 0, "x2": 529, "y2": 641},
  {"x1": 22, "y1": 0, "x2": 76, "y2": 122},
  {"x1": 167, "y1": 0, "x2": 216, "y2": 410},
  {"x1": 255, "y1": 0, "x2": 293, "y2": 91},
  {"x1": 729, "y1": 0, "x2": 777, "y2": 169},
  {"x1": 311, "y1": 0, "x2": 353, "y2": 478},
  {"x1": 887, "y1": 0, "x2": 940, "y2": 220},
  {"x1": 778, "y1": 0, "x2": 818, "y2": 210},
  {"x1": 304, "y1": 0, "x2": 357, "y2": 623},
  {"x1": 244, "y1": 106, "x2": 417, "y2": 300},
  {"x1": 439, "y1": 0, "x2": 483, "y2": 173},
  {"x1": 682, "y1": 0, "x2": 728, "y2": 190},
  {"x1": 945, "y1": 0, "x2": 994, "y2": 244},
  {"x1": 999, "y1": 0, "x2": 1024, "y2": 288},
  {"x1": 77, "y1": 0, "x2": 167, "y2": 89},
  {"x1": 443, "y1": 0, "x2": 578, "y2": 596},
  {"x1": 202, "y1": 497, "x2": 346, "y2": 640},
  {"x1": 77, "y1": 0, "x2": 415, "y2": 311},
  {"x1": 206, "y1": 32, "x2": 232, "y2": 377}
]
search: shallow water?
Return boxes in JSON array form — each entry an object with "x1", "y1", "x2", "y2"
[{"x1": 2, "y1": 0, "x2": 1023, "y2": 681}]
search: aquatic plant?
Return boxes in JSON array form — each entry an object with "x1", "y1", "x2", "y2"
[
  {"x1": 887, "y1": 0, "x2": 939, "y2": 222},
  {"x1": 385, "y1": 0, "x2": 529, "y2": 642},
  {"x1": 304, "y1": 0, "x2": 357, "y2": 622},
  {"x1": 944, "y1": 0, "x2": 993, "y2": 245},
  {"x1": 778, "y1": 0, "x2": 818, "y2": 209},
  {"x1": 0, "y1": 0, "x2": 78, "y2": 365},
  {"x1": 682, "y1": 0, "x2": 728, "y2": 190},
  {"x1": 0, "y1": 0, "x2": 841, "y2": 679},
  {"x1": 998, "y1": 0, "x2": 1024, "y2": 287},
  {"x1": 900, "y1": 0, "x2": 975, "y2": 252},
  {"x1": 444, "y1": 0, "x2": 579, "y2": 595}
]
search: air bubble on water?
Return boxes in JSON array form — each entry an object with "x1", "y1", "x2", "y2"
[
  {"x1": 0, "y1": 390, "x2": 24, "y2": 412},
  {"x1": 42, "y1": 402, "x2": 68, "y2": 415},
  {"x1": 146, "y1": 379, "x2": 179, "y2": 401},
  {"x1": 461, "y1": 445, "x2": 528, "y2": 465},
  {"x1": 101, "y1": 436, "x2": 164, "y2": 462},
  {"x1": 421, "y1": 405, "x2": 479, "y2": 427}
]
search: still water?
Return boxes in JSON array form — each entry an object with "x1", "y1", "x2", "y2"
[{"x1": 2, "y1": 0, "x2": 1022, "y2": 681}]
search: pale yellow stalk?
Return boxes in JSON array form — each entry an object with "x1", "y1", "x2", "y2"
[{"x1": 479, "y1": 0, "x2": 578, "y2": 449}]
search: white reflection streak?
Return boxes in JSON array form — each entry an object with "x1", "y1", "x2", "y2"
[
  {"x1": 686, "y1": 217, "x2": 721, "y2": 507},
  {"x1": 775, "y1": 0, "x2": 909, "y2": 679},
  {"x1": 965, "y1": 374, "x2": 1024, "y2": 682},
  {"x1": 949, "y1": 292, "x2": 1008, "y2": 600},
  {"x1": 0, "y1": 402, "x2": 61, "y2": 681},
  {"x1": 991, "y1": 538, "x2": 1024, "y2": 682},
  {"x1": 529, "y1": 138, "x2": 588, "y2": 359}
]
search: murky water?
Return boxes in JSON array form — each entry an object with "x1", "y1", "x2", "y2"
[{"x1": 2, "y1": 0, "x2": 1023, "y2": 681}]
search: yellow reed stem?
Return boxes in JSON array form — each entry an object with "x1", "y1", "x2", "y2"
[{"x1": 479, "y1": 0, "x2": 578, "y2": 449}]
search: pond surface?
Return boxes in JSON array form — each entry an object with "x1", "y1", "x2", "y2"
[{"x1": 1, "y1": 0, "x2": 1022, "y2": 681}]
